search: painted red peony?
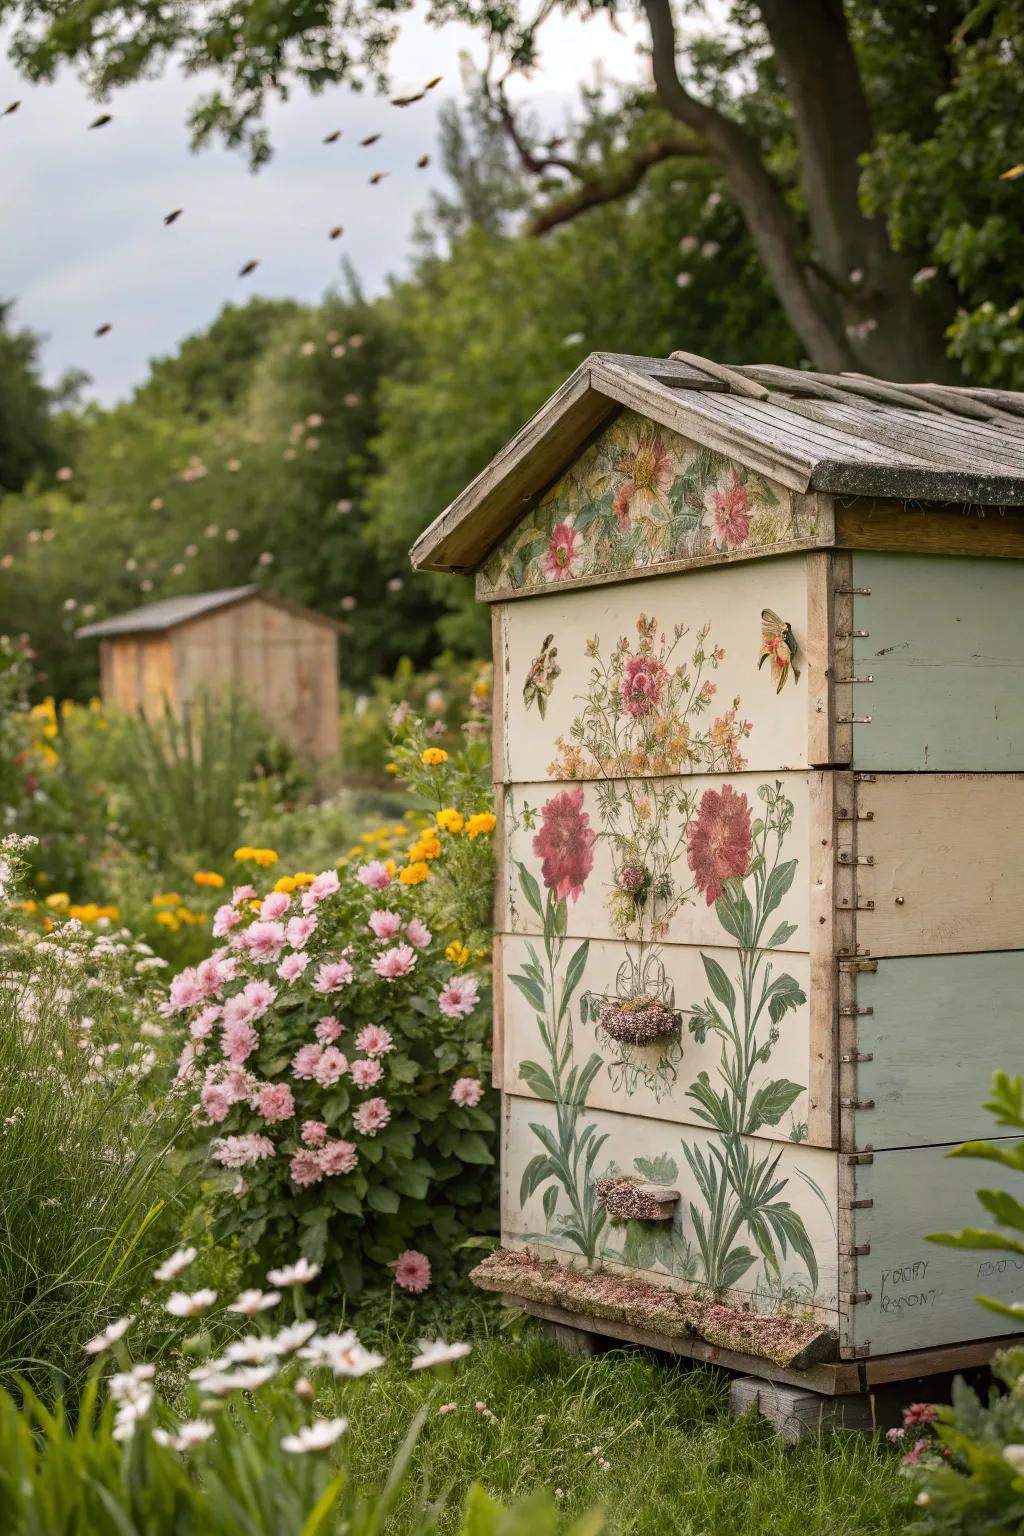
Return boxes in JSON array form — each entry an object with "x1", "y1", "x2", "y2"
[
  {"x1": 532, "y1": 788, "x2": 595, "y2": 903},
  {"x1": 709, "y1": 469, "x2": 751, "y2": 548},
  {"x1": 542, "y1": 521, "x2": 583, "y2": 581},
  {"x1": 686, "y1": 784, "x2": 752, "y2": 905},
  {"x1": 622, "y1": 654, "x2": 667, "y2": 717}
]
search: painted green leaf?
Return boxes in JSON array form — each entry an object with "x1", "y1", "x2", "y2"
[
  {"x1": 509, "y1": 970, "x2": 546, "y2": 1014},
  {"x1": 762, "y1": 1202, "x2": 818, "y2": 1289},
  {"x1": 764, "y1": 972, "x2": 806, "y2": 1024},
  {"x1": 542, "y1": 1184, "x2": 559, "y2": 1221},
  {"x1": 701, "y1": 953, "x2": 736, "y2": 1015},
  {"x1": 715, "y1": 881, "x2": 754, "y2": 946},
  {"x1": 686, "y1": 1072, "x2": 732, "y2": 1133},
  {"x1": 634, "y1": 1153, "x2": 679, "y2": 1183},
  {"x1": 558, "y1": 940, "x2": 591, "y2": 1023},
  {"x1": 516, "y1": 861, "x2": 544, "y2": 919},
  {"x1": 519, "y1": 1059, "x2": 557, "y2": 1101},
  {"x1": 766, "y1": 921, "x2": 798, "y2": 948},
  {"x1": 520, "y1": 1153, "x2": 556, "y2": 1205},
  {"x1": 718, "y1": 1245, "x2": 758, "y2": 1287},
  {"x1": 761, "y1": 859, "x2": 797, "y2": 920}
]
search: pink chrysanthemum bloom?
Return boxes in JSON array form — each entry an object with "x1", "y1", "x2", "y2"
[
  {"x1": 213, "y1": 1133, "x2": 275, "y2": 1168},
  {"x1": 353, "y1": 1097, "x2": 390, "y2": 1136},
  {"x1": 315, "y1": 1016, "x2": 343, "y2": 1044},
  {"x1": 289, "y1": 1149, "x2": 324, "y2": 1187},
  {"x1": 215, "y1": 954, "x2": 239, "y2": 984},
  {"x1": 356, "y1": 860, "x2": 390, "y2": 890},
  {"x1": 314, "y1": 959, "x2": 353, "y2": 994},
  {"x1": 222, "y1": 992, "x2": 255, "y2": 1028},
  {"x1": 232, "y1": 884, "x2": 258, "y2": 905},
  {"x1": 319, "y1": 1139, "x2": 358, "y2": 1175},
  {"x1": 302, "y1": 870, "x2": 340, "y2": 911},
  {"x1": 301, "y1": 1120, "x2": 328, "y2": 1147},
  {"x1": 277, "y1": 951, "x2": 310, "y2": 983},
  {"x1": 212, "y1": 903, "x2": 241, "y2": 938},
  {"x1": 291, "y1": 1043, "x2": 323, "y2": 1080},
  {"x1": 351, "y1": 1057, "x2": 383, "y2": 1088},
  {"x1": 368, "y1": 909, "x2": 402, "y2": 942},
  {"x1": 371, "y1": 944, "x2": 416, "y2": 981},
  {"x1": 260, "y1": 891, "x2": 291, "y2": 920},
  {"x1": 393, "y1": 1249, "x2": 431, "y2": 1294},
  {"x1": 438, "y1": 974, "x2": 480, "y2": 1019},
  {"x1": 190, "y1": 1005, "x2": 221, "y2": 1041},
  {"x1": 355, "y1": 1024, "x2": 393, "y2": 1057},
  {"x1": 242, "y1": 979, "x2": 277, "y2": 1020},
  {"x1": 286, "y1": 914, "x2": 317, "y2": 949},
  {"x1": 242, "y1": 921, "x2": 286, "y2": 963},
  {"x1": 223, "y1": 1065, "x2": 256, "y2": 1102},
  {"x1": 404, "y1": 917, "x2": 432, "y2": 950},
  {"x1": 201, "y1": 1082, "x2": 232, "y2": 1123},
  {"x1": 257, "y1": 1082, "x2": 295, "y2": 1123},
  {"x1": 196, "y1": 957, "x2": 226, "y2": 997},
  {"x1": 451, "y1": 1077, "x2": 484, "y2": 1108},
  {"x1": 222, "y1": 1019, "x2": 259, "y2": 1064},
  {"x1": 313, "y1": 1046, "x2": 348, "y2": 1086},
  {"x1": 168, "y1": 968, "x2": 205, "y2": 1012}
]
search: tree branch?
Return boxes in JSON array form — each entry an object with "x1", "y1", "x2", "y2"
[
  {"x1": 491, "y1": 81, "x2": 584, "y2": 181},
  {"x1": 527, "y1": 136, "x2": 706, "y2": 235}
]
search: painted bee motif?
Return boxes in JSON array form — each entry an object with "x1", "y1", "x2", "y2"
[{"x1": 759, "y1": 608, "x2": 800, "y2": 693}]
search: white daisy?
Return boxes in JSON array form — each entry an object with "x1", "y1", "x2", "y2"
[
  {"x1": 153, "y1": 1247, "x2": 198, "y2": 1283},
  {"x1": 410, "y1": 1339, "x2": 473, "y2": 1371},
  {"x1": 153, "y1": 1419, "x2": 215, "y2": 1451},
  {"x1": 281, "y1": 1417, "x2": 348, "y2": 1454},
  {"x1": 83, "y1": 1316, "x2": 133, "y2": 1355},
  {"x1": 272, "y1": 1319, "x2": 318, "y2": 1353},
  {"x1": 164, "y1": 1289, "x2": 217, "y2": 1317},
  {"x1": 227, "y1": 1288, "x2": 281, "y2": 1316},
  {"x1": 266, "y1": 1258, "x2": 321, "y2": 1288}
]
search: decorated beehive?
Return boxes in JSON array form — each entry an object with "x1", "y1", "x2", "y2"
[{"x1": 411, "y1": 352, "x2": 1024, "y2": 1393}]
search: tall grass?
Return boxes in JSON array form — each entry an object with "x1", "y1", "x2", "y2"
[{"x1": 0, "y1": 951, "x2": 176, "y2": 1398}]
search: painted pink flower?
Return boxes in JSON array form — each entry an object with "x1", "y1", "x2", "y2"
[
  {"x1": 393, "y1": 1249, "x2": 431, "y2": 1294},
  {"x1": 686, "y1": 784, "x2": 752, "y2": 905},
  {"x1": 356, "y1": 860, "x2": 391, "y2": 890},
  {"x1": 314, "y1": 1046, "x2": 349, "y2": 1086},
  {"x1": 201, "y1": 1082, "x2": 232, "y2": 1122},
  {"x1": 315, "y1": 1016, "x2": 343, "y2": 1044},
  {"x1": 438, "y1": 974, "x2": 480, "y2": 1020},
  {"x1": 613, "y1": 483, "x2": 633, "y2": 531},
  {"x1": 319, "y1": 1139, "x2": 358, "y2": 1175},
  {"x1": 289, "y1": 1149, "x2": 324, "y2": 1187},
  {"x1": 353, "y1": 1097, "x2": 390, "y2": 1136},
  {"x1": 351, "y1": 1057, "x2": 384, "y2": 1088},
  {"x1": 291, "y1": 1043, "x2": 323, "y2": 1080},
  {"x1": 213, "y1": 903, "x2": 241, "y2": 937},
  {"x1": 371, "y1": 944, "x2": 416, "y2": 981},
  {"x1": 355, "y1": 1025, "x2": 393, "y2": 1057},
  {"x1": 302, "y1": 869, "x2": 340, "y2": 911},
  {"x1": 622, "y1": 654, "x2": 667, "y2": 718},
  {"x1": 542, "y1": 521, "x2": 582, "y2": 581},
  {"x1": 368, "y1": 909, "x2": 402, "y2": 942},
  {"x1": 168, "y1": 968, "x2": 204, "y2": 1012},
  {"x1": 451, "y1": 1077, "x2": 484, "y2": 1107},
  {"x1": 260, "y1": 891, "x2": 291, "y2": 920},
  {"x1": 213, "y1": 1133, "x2": 275, "y2": 1168},
  {"x1": 286, "y1": 914, "x2": 317, "y2": 949},
  {"x1": 404, "y1": 917, "x2": 432, "y2": 950},
  {"x1": 232, "y1": 884, "x2": 258, "y2": 905},
  {"x1": 256, "y1": 1082, "x2": 295, "y2": 1123},
  {"x1": 222, "y1": 1019, "x2": 259, "y2": 1064},
  {"x1": 301, "y1": 1120, "x2": 328, "y2": 1147},
  {"x1": 243, "y1": 921, "x2": 286, "y2": 963},
  {"x1": 277, "y1": 951, "x2": 310, "y2": 983},
  {"x1": 314, "y1": 959, "x2": 353, "y2": 993},
  {"x1": 709, "y1": 468, "x2": 751, "y2": 548},
  {"x1": 532, "y1": 788, "x2": 595, "y2": 903},
  {"x1": 241, "y1": 978, "x2": 277, "y2": 1020}
]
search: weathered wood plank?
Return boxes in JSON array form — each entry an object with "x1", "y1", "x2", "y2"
[
  {"x1": 836, "y1": 500, "x2": 1024, "y2": 559},
  {"x1": 730, "y1": 1376, "x2": 875, "y2": 1441}
]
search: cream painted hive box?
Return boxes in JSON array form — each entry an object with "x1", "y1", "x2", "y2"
[{"x1": 412, "y1": 352, "x2": 1024, "y2": 1394}]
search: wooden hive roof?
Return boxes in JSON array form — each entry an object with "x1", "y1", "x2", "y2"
[
  {"x1": 410, "y1": 351, "x2": 1024, "y2": 574},
  {"x1": 77, "y1": 584, "x2": 344, "y2": 639}
]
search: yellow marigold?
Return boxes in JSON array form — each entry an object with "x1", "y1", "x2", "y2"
[
  {"x1": 155, "y1": 911, "x2": 180, "y2": 930},
  {"x1": 152, "y1": 892, "x2": 182, "y2": 907},
  {"x1": 392, "y1": 824, "x2": 408, "y2": 835},
  {"x1": 193, "y1": 869, "x2": 225, "y2": 889},
  {"x1": 274, "y1": 875, "x2": 298, "y2": 893},
  {"x1": 445, "y1": 941, "x2": 470, "y2": 966},
  {"x1": 39, "y1": 746, "x2": 59, "y2": 769},
  {"x1": 69, "y1": 903, "x2": 99, "y2": 922},
  {"x1": 399, "y1": 861, "x2": 430, "y2": 886},
  {"x1": 408, "y1": 833, "x2": 441, "y2": 862},
  {"x1": 19, "y1": 899, "x2": 38, "y2": 913},
  {"x1": 248, "y1": 899, "x2": 262, "y2": 911},
  {"x1": 347, "y1": 845, "x2": 364, "y2": 858},
  {"x1": 436, "y1": 808, "x2": 464, "y2": 834},
  {"x1": 252, "y1": 848, "x2": 278, "y2": 868},
  {"x1": 97, "y1": 905, "x2": 121, "y2": 921},
  {"x1": 291, "y1": 872, "x2": 316, "y2": 887},
  {"x1": 465, "y1": 812, "x2": 497, "y2": 839},
  {"x1": 233, "y1": 846, "x2": 256, "y2": 861},
  {"x1": 44, "y1": 892, "x2": 69, "y2": 911},
  {"x1": 42, "y1": 721, "x2": 58, "y2": 741},
  {"x1": 420, "y1": 747, "x2": 448, "y2": 766},
  {"x1": 385, "y1": 859, "x2": 397, "y2": 877},
  {"x1": 385, "y1": 763, "x2": 399, "y2": 774}
]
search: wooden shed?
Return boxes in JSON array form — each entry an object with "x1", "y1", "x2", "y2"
[
  {"x1": 411, "y1": 351, "x2": 1024, "y2": 1404},
  {"x1": 78, "y1": 585, "x2": 341, "y2": 761}
]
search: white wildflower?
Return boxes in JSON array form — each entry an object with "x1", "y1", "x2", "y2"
[
  {"x1": 164, "y1": 1288, "x2": 217, "y2": 1317},
  {"x1": 227, "y1": 1288, "x2": 281, "y2": 1316},
  {"x1": 83, "y1": 1316, "x2": 133, "y2": 1355},
  {"x1": 281, "y1": 1417, "x2": 348, "y2": 1454},
  {"x1": 153, "y1": 1247, "x2": 197, "y2": 1283},
  {"x1": 153, "y1": 1419, "x2": 215, "y2": 1452},
  {"x1": 267, "y1": 1258, "x2": 320, "y2": 1288},
  {"x1": 410, "y1": 1339, "x2": 472, "y2": 1372}
]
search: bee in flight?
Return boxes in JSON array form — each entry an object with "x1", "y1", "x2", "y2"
[{"x1": 759, "y1": 608, "x2": 800, "y2": 692}]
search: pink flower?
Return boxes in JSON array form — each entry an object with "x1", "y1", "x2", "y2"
[
  {"x1": 241, "y1": 978, "x2": 277, "y2": 1019},
  {"x1": 613, "y1": 483, "x2": 633, "y2": 531},
  {"x1": 222, "y1": 992, "x2": 255, "y2": 1028},
  {"x1": 356, "y1": 860, "x2": 390, "y2": 890},
  {"x1": 301, "y1": 1120, "x2": 328, "y2": 1147},
  {"x1": 351, "y1": 1058, "x2": 384, "y2": 1088},
  {"x1": 286, "y1": 915, "x2": 317, "y2": 949},
  {"x1": 190, "y1": 1005, "x2": 221, "y2": 1041},
  {"x1": 315, "y1": 1016, "x2": 343, "y2": 1044},
  {"x1": 277, "y1": 952, "x2": 310, "y2": 983},
  {"x1": 289, "y1": 1149, "x2": 324, "y2": 1187},
  {"x1": 319, "y1": 1140, "x2": 358, "y2": 1175},
  {"x1": 291, "y1": 1043, "x2": 323, "y2": 1080},
  {"x1": 256, "y1": 1082, "x2": 295, "y2": 1123},
  {"x1": 542, "y1": 521, "x2": 582, "y2": 581},
  {"x1": 223, "y1": 1065, "x2": 256, "y2": 1102},
  {"x1": 302, "y1": 869, "x2": 340, "y2": 910},
  {"x1": 622, "y1": 654, "x2": 667, "y2": 718},
  {"x1": 405, "y1": 917, "x2": 431, "y2": 950},
  {"x1": 532, "y1": 788, "x2": 595, "y2": 903},
  {"x1": 393, "y1": 1249, "x2": 431, "y2": 1294},
  {"x1": 201, "y1": 1082, "x2": 232, "y2": 1122},
  {"x1": 353, "y1": 1097, "x2": 390, "y2": 1136},
  {"x1": 371, "y1": 944, "x2": 416, "y2": 981},
  {"x1": 243, "y1": 921, "x2": 286, "y2": 963},
  {"x1": 213, "y1": 904, "x2": 241, "y2": 937},
  {"x1": 451, "y1": 1077, "x2": 484, "y2": 1107},
  {"x1": 314, "y1": 1047, "x2": 349, "y2": 1086},
  {"x1": 355, "y1": 1025, "x2": 393, "y2": 1057},
  {"x1": 438, "y1": 974, "x2": 480, "y2": 1020},
  {"x1": 709, "y1": 468, "x2": 751, "y2": 548},
  {"x1": 368, "y1": 909, "x2": 402, "y2": 942},
  {"x1": 213, "y1": 1133, "x2": 275, "y2": 1168},
  {"x1": 686, "y1": 784, "x2": 752, "y2": 906},
  {"x1": 214, "y1": 954, "x2": 239, "y2": 984},
  {"x1": 314, "y1": 959, "x2": 353, "y2": 993},
  {"x1": 168, "y1": 968, "x2": 205, "y2": 1012},
  {"x1": 222, "y1": 1019, "x2": 259, "y2": 1064},
  {"x1": 260, "y1": 891, "x2": 291, "y2": 920},
  {"x1": 232, "y1": 884, "x2": 258, "y2": 905}
]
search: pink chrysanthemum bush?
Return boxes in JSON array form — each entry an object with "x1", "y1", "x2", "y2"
[{"x1": 168, "y1": 860, "x2": 496, "y2": 1301}]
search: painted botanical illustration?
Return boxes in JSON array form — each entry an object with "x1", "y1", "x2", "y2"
[
  {"x1": 758, "y1": 607, "x2": 801, "y2": 692},
  {"x1": 522, "y1": 634, "x2": 561, "y2": 718},
  {"x1": 478, "y1": 409, "x2": 817, "y2": 596}
]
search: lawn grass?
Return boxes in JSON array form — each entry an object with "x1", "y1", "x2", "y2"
[{"x1": 329, "y1": 1325, "x2": 913, "y2": 1536}]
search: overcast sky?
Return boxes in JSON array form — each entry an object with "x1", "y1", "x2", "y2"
[{"x1": 0, "y1": 10, "x2": 646, "y2": 405}]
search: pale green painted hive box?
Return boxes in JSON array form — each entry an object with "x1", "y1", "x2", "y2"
[{"x1": 411, "y1": 352, "x2": 1024, "y2": 1393}]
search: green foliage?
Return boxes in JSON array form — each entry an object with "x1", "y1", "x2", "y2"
[{"x1": 0, "y1": 299, "x2": 75, "y2": 492}]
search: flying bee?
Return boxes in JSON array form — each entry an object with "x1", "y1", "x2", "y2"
[
  {"x1": 368, "y1": 171, "x2": 389, "y2": 184},
  {"x1": 759, "y1": 608, "x2": 800, "y2": 692},
  {"x1": 94, "y1": 322, "x2": 112, "y2": 337},
  {"x1": 425, "y1": 76, "x2": 443, "y2": 89},
  {"x1": 3, "y1": 102, "x2": 20, "y2": 117},
  {"x1": 360, "y1": 133, "x2": 380, "y2": 146},
  {"x1": 391, "y1": 91, "x2": 425, "y2": 106},
  {"x1": 329, "y1": 225, "x2": 343, "y2": 239},
  {"x1": 88, "y1": 113, "x2": 112, "y2": 129},
  {"x1": 164, "y1": 208, "x2": 183, "y2": 225},
  {"x1": 323, "y1": 129, "x2": 342, "y2": 143},
  {"x1": 238, "y1": 259, "x2": 259, "y2": 277}
]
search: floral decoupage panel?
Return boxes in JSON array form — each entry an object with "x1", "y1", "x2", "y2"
[
  {"x1": 499, "y1": 556, "x2": 811, "y2": 783},
  {"x1": 501, "y1": 935, "x2": 812, "y2": 1143},
  {"x1": 477, "y1": 408, "x2": 819, "y2": 599},
  {"x1": 503, "y1": 1097, "x2": 840, "y2": 1321}
]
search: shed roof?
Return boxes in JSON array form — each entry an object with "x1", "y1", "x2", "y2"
[
  {"x1": 410, "y1": 351, "x2": 1024, "y2": 574},
  {"x1": 77, "y1": 585, "x2": 343, "y2": 639}
]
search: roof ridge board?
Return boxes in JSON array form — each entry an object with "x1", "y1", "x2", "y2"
[
  {"x1": 812, "y1": 396, "x2": 1024, "y2": 474},
  {"x1": 666, "y1": 349, "x2": 770, "y2": 399},
  {"x1": 950, "y1": 387, "x2": 1024, "y2": 419},
  {"x1": 884, "y1": 381, "x2": 1004, "y2": 424},
  {"x1": 704, "y1": 390, "x2": 936, "y2": 467},
  {"x1": 733, "y1": 365, "x2": 854, "y2": 405},
  {"x1": 834, "y1": 371, "x2": 959, "y2": 416}
]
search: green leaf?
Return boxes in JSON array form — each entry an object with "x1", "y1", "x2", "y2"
[
  {"x1": 701, "y1": 953, "x2": 736, "y2": 1015},
  {"x1": 767, "y1": 921, "x2": 799, "y2": 948},
  {"x1": 542, "y1": 1184, "x2": 559, "y2": 1221},
  {"x1": 761, "y1": 858, "x2": 797, "y2": 920},
  {"x1": 509, "y1": 971, "x2": 546, "y2": 1014},
  {"x1": 634, "y1": 1153, "x2": 679, "y2": 1183},
  {"x1": 516, "y1": 862, "x2": 544, "y2": 919},
  {"x1": 367, "y1": 1185, "x2": 400, "y2": 1214},
  {"x1": 519, "y1": 1059, "x2": 557, "y2": 1101},
  {"x1": 520, "y1": 1153, "x2": 556, "y2": 1205},
  {"x1": 948, "y1": 1140, "x2": 1024, "y2": 1172},
  {"x1": 929, "y1": 1227, "x2": 1024, "y2": 1255},
  {"x1": 558, "y1": 940, "x2": 590, "y2": 1023},
  {"x1": 455, "y1": 1132, "x2": 495, "y2": 1165},
  {"x1": 764, "y1": 972, "x2": 806, "y2": 1025},
  {"x1": 976, "y1": 1187, "x2": 1024, "y2": 1232},
  {"x1": 745, "y1": 1078, "x2": 804, "y2": 1131}
]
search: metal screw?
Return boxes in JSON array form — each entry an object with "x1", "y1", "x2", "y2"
[{"x1": 895, "y1": 896, "x2": 905, "y2": 905}]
